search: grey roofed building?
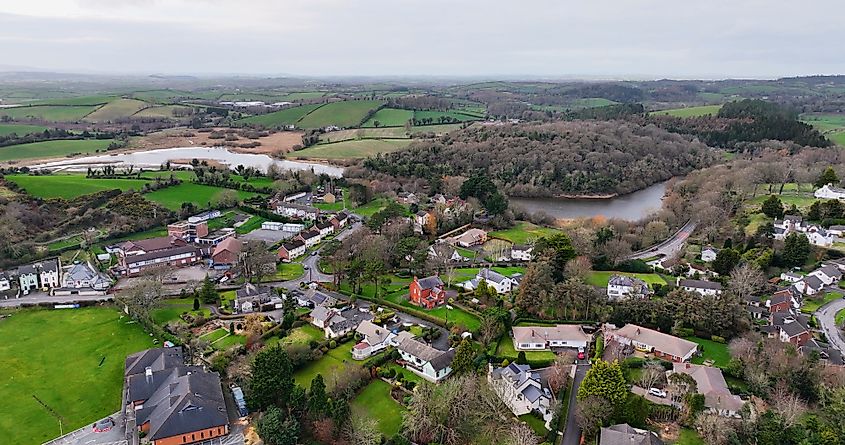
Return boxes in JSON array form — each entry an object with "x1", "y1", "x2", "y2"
[
  {"x1": 127, "y1": 365, "x2": 203, "y2": 405},
  {"x1": 817, "y1": 265, "x2": 842, "y2": 279},
  {"x1": 398, "y1": 337, "x2": 454, "y2": 370},
  {"x1": 801, "y1": 339, "x2": 844, "y2": 365},
  {"x1": 678, "y1": 279, "x2": 723, "y2": 290},
  {"x1": 803, "y1": 275, "x2": 824, "y2": 290},
  {"x1": 672, "y1": 363, "x2": 744, "y2": 415},
  {"x1": 125, "y1": 347, "x2": 184, "y2": 377},
  {"x1": 416, "y1": 275, "x2": 444, "y2": 290},
  {"x1": 61, "y1": 261, "x2": 111, "y2": 290},
  {"x1": 608, "y1": 275, "x2": 648, "y2": 288},
  {"x1": 600, "y1": 424, "x2": 664, "y2": 445}
]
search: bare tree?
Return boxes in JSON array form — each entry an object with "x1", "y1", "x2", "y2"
[
  {"x1": 547, "y1": 353, "x2": 574, "y2": 394},
  {"x1": 564, "y1": 256, "x2": 592, "y2": 281},
  {"x1": 344, "y1": 416, "x2": 380, "y2": 445},
  {"x1": 118, "y1": 275, "x2": 164, "y2": 316},
  {"x1": 695, "y1": 414, "x2": 736, "y2": 445},
  {"x1": 728, "y1": 263, "x2": 765, "y2": 301},
  {"x1": 505, "y1": 422, "x2": 539, "y2": 445},
  {"x1": 576, "y1": 395, "x2": 611, "y2": 439},
  {"x1": 770, "y1": 382, "x2": 807, "y2": 427},
  {"x1": 237, "y1": 241, "x2": 277, "y2": 283},
  {"x1": 477, "y1": 313, "x2": 504, "y2": 348},
  {"x1": 639, "y1": 363, "x2": 667, "y2": 390}
]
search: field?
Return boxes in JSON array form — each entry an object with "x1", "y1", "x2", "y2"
[
  {"x1": 143, "y1": 183, "x2": 261, "y2": 210},
  {"x1": 6, "y1": 174, "x2": 149, "y2": 199},
  {"x1": 584, "y1": 271, "x2": 668, "y2": 288},
  {"x1": 27, "y1": 95, "x2": 116, "y2": 106},
  {"x1": 350, "y1": 380, "x2": 406, "y2": 437},
  {"x1": 489, "y1": 221, "x2": 562, "y2": 244},
  {"x1": 296, "y1": 100, "x2": 384, "y2": 128},
  {"x1": 236, "y1": 104, "x2": 322, "y2": 127},
  {"x1": 0, "y1": 105, "x2": 102, "y2": 121},
  {"x1": 687, "y1": 336, "x2": 731, "y2": 367},
  {"x1": 290, "y1": 139, "x2": 411, "y2": 160},
  {"x1": 800, "y1": 292, "x2": 843, "y2": 314},
  {"x1": 84, "y1": 99, "x2": 150, "y2": 122},
  {"x1": 0, "y1": 138, "x2": 115, "y2": 162},
  {"x1": 362, "y1": 108, "x2": 414, "y2": 127},
  {"x1": 318, "y1": 123, "x2": 462, "y2": 143},
  {"x1": 801, "y1": 113, "x2": 845, "y2": 147},
  {"x1": 571, "y1": 97, "x2": 618, "y2": 108},
  {"x1": 262, "y1": 263, "x2": 304, "y2": 282},
  {"x1": 352, "y1": 198, "x2": 392, "y2": 217},
  {"x1": 0, "y1": 123, "x2": 49, "y2": 137},
  {"x1": 412, "y1": 110, "x2": 483, "y2": 123},
  {"x1": 0, "y1": 308, "x2": 155, "y2": 445},
  {"x1": 653, "y1": 104, "x2": 723, "y2": 118},
  {"x1": 133, "y1": 104, "x2": 194, "y2": 119}
]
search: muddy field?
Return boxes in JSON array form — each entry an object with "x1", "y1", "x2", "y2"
[{"x1": 128, "y1": 127, "x2": 303, "y2": 156}]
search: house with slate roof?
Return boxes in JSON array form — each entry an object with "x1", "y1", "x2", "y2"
[
  {"x1": 460, "y1": 268, "x2": 519, "y2": 294},
  {"x1": 671, "y1": 363, "x2": 744, "y2": 417},
  {"x1": 600, "y1": 424, "x2": 664, "y2": 445},
  {"x1": 605, "y1": 323, "x2": 698, "y2": 362},
  {"x1": 397, "y1": 336, "x2": 455, "y2": 382},
  {"x1": 53, "y1": 261, "x2": 111, "y2": 296},
  {"x1": 352, "y1": 321, "x2": 398, "y2": 360},
  {"x1": 409, "y1": 275, "x2": 446, "y2": 308},
  {"x1": 678, "y1": 278, "x2": 723, "y2": 296},
  {"x1": 488, "y1": 363, "x2": 554, "y2": 426},
  {"x1": 607, "y1": 274, "x2": 651, "y2": 301}
]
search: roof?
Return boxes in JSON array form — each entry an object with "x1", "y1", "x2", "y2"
[
  {"x1": 300, "y1": 229, "x2": 321, "y2": 240},
  {"x1": 816, "y1": 265, "x2": 842, "y2": 279},
  {"x1": 608, "y1": 274, "x2": 648, "y2": 288},
  {"x1": 63, "y1": 262, "x2": 110, "y2": 288},
  {"x1": 310, "y1": 306, "x2": 335, "y2": 323},
  {"x1": 679, "y1": 279, "x2": 723, "y2": 290},
  {"x1": 125, "y1": 245, "x2": 198, "y2": 265},
  {"x1": 512, "y1": 325, "x2": 590, "y2": 345},
  {"x1": 785, "y1": 215, "x2": 803, "y2": 222},
  {"x1": 803, "y1": 275, "x2": 824, "y2": 289},
  {"x1": 415, "y1": 275, "x2": 444, "y2": 290},
  {"x1": 454, "y1": 228, "x2": 486, "y2": 244},
  {"x1": 779, "y1": 319, "x2": 810, "y2": 338},
  {"x1": 356, "y1": 321, "x2": 392, "y2": 345},
  {"x1": 316, "y1": 220, "x2": 334, "y2": 230},
  {"x1": 236, "y1": 283, "x2": 272, "y2": 299},
  {"x1": 672, "y1": 363, "x2": 744, "y2": 412},
  {"x1": 122, "y1": 236, "x2": 186, "y2": 253},
  {"x1": 137, "y1": 369, "x2": 228, "y2": 440},
  {"x1": 212, "y1": 237, "x2": 242, "y2": 257},
  {"x1": 398, "y1": 337, "x2": 454, "y2": 370},
  {"x1": 611, "y1": 324, "x2": 698, "y2": 359},
  {"x1": 125, "y1": 347, "x2": 184, "y2": 377},
  {"x1": 600, "y1": 424, "x2": 664, "y2": 445},
  {"x1": 702, "y1": 246, "x2": 719, "y2": 253},
  {"x1": 282, "y1": 239, "x2": 306, "y2": 251},
  {"x1": 478, "y1": 268, "x2": 511, "y2": 285}
]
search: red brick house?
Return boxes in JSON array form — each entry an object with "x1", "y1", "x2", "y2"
[
  {"x1": 767, "y1": 290, "x2": 795, "y2": 314},
  {"x1": 211, "y1": 237, "x2": 242, "y2": 267},
  {"x1": 409, "y1": 275, "x2": 446, "y2": 309}
]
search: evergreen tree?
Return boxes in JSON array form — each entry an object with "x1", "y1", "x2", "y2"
[
  {"x1": 782, "y1": 232, "x2": 812, "y2": 267},
  {"x1": 249, "y1": 344, "x2": 295, "y2": 411},
  {"x1": 192, "y1": 297, "x2": 200, "y2": 311},
  {"x1": 257, "y1": 406, "x2": 299, "y2": 445},
  {"x1": 816, "y1": 167, "x2": 839, "y2": 187},
  {"x1": 516, "y1": 351, "x2": 528, "y2": 365},
  {"x1": 712, "y1": 248, "x2": 741, "y2": 275},
  {"x1": 199, "y1": 275, "x2": 219, "y2": 304},
  {"x1": 307, "y1": 374, "x2": 329, "y2": 417},
  {"x1": 450, "y1": 339, "x2": 476, "y2": 375},
  {"x1": 577, "y1": 359, "x2": 628, "y2": 408},
  {"x1": 761, "y1": 195, "x2": 784, "y2": 218}
]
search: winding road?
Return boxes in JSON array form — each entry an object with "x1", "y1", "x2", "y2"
[
  {"x1": 816, "y1": 296, "x2": 845, "y2": 354},
  {"x1": 626, "y1": 220, "x2": 697, "y2": 261}
]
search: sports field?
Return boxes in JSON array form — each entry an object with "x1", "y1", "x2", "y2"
[
  {"x1": 5, "y1": 174, "x2": 149, "y2": 199},
  {"x1": 0, "y1": 308, "x2": 155, "y2": 445},
  {"x1": 652, "y1": 104, "x2": 723, "y2": 117},
  {"x1": 362, "y1": 108, "x2": 414, "y2": 127},
  {"x1": 0, "y1": 105, "x2": 101, "y2": 121},
  {"x1": 0, "y1": 123, "x2": 49, "y2": 137},
  {"x1": 291, "y1": 139, "x2": 411, "y2": 160},
  {"x1": 0, "y1": 139, "x2": 115, "y2": 162},
  {"x1": 144, "y1": 182, "x2": 261, "y2": 210},
  {"x1": 296, "y1": 100, "x2": 384, "y2": 128},
  {"x1": 236, "y1": 104, "x2": 322, "y2": 127}
]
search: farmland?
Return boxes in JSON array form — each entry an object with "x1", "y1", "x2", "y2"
[
  {"x1": 0, "y1": 308, "x2": 155, "y2": 445},
  {"x1": 84, "y1": 98, "x2": 150, "y2": 122},
  {"x1": 0, "y1": 123, "x2": 49, "y2": 137},
  {"x1": 362, "y1": 108, "x2": 414, "y2": 127},
  {"x1": 143, "y1": 183, "x2": 262, "y2": 210},
  {"x1": 27, "y1": 95, "x2": 116, "y2": 106},
  {"x1": 0, "y1": 105, "x2": 101, "y2": 121},
  {"x1": 801, "y1": 113, "x2": 845, "y2": 146},
  {"x1": 652, "y1": 104, "x2": 723, "y2": 117},
  {"x1": 0, "y1": 138, "x2": 115, "y2": 162},
  {"x1": 289, "y1": 139, "x2": 411, "y2": 160},
  {"x1": 133, "y1": 104, "x2": 194, "y2": 119},
  {"x1": 5, "y1": 174, "x2": 149, "y2": 199},
  {"x1": 236, "y1": 104, "x2": 322, "y2": 127},
  {"x1": 296, "y1": 100, "x2": 384, "y2": 128},
  {"x1": 412, "y1": 110, "x2": 483, "y2": 123},
  {"x1": 318, "y1": 123, "x2": 463, "y2": 143}
]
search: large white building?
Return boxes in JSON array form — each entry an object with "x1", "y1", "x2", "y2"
[
  {"x1": 396, "y1": 337, "x2": 455, "y2": 382},
  {"x1": 607, "y1": 275, "x2": 650, "y2": 301},
  {"x1": 488, "y1": 363, "x2": 554, "y2": 427},
  {"x1": 814, "y1": 184, "x2": 845, "y2": 200},
  {"x1": 511, "y1": 325, "x2": 590, "y2": 351},
  {"x1": 460, "y1": 268, "x2": 519, "y2": 294}
]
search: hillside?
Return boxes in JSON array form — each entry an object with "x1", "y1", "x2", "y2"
[{"x1": 364, "y1": 121, "x2": 719, "y2": 197}]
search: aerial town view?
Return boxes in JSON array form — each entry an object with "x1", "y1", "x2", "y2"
[{"x1": 2, "y1": 1, "x2": 845, "y2": 445}]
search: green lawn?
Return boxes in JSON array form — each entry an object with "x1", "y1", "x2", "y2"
[
  {"x1": 151, "y1": 298, "x2": 211, "y2": 325},
  {"x1": 0, "y1": 123, "x2": 49, "y2": 137},
  {"x1": 746, "y1": 193, "x2": 817, "y2": 210},
  {"x1": 353, "y1": 198, "x2": 391, "y2": 217},
  {"x1": 262, "y1": 263, "x2": 304, "y2": 282},
  {"x1": 687, "y1": 336, "x2": 731, "y2": 367},
  {"x1": 584, "y1": 271, "x2": 668, "y2": 288},
  {"x1": 236, "y1": 215, "x2": 267, "y2": 234},
  {"x1": 236, "y1": 104, "x2": 322, "y2": 127},
  {"x1": 489, "y1": 221, "x2": 562, "y2": 244},
  {"x1": 362, "y1": 108, "x2": 414, "y2": 127},
  {"x1": 291, "y1": 139, "x2": 411, "y2": 160},
  {"x1": 653, "y1": 104, "x2": 723, "y2": 118},
  {"x1": 383, "y1": 362, "x2": 423, "y2": 384},
  {"x1": 0, "y1": 105, "x2": 101, "y2": 121},
  {"x1": 297, "y1": 100, "x2": 385, "y2": 128},
  {"x1": 293, "y1": 340, "x2": 358, "y2": 388},
  {"x1": 835, "y1": 308, "x2": 845, "y2": 327},
  {"x1": 84, "y1": 99, "x2": 150, "y2": 122},
  {"x1": 412, "y1": 110, "x2": 483, "y2": 123},
  {"x1": 144, "y1": 183, "x2": 262, "y2": 210},
  {"x1": 495, "y1": 335, "x2": 557, "y2": 363},
  {"x1": 801, "y1": 292, "x2": 843, "y2": 314},
  {"x1": 211, "y1": 332, "x2": 246, "y2": 350},
  {"x1": 0, "y1": 139, "x2": 115, "y2": 162},
  {"x1": 350, "y1": 380, "x2": 406, "y2": 437},
  {"x1": 0, "y1": 308, "x2": 155, "y2": 445},
  {"x1": 518, "y1": 413, "x2": 548, "y2": 436},
  {"x1": 6, "y1": 174, "x2": 149, "y2": 199},
  {"x1": 278, "y1": 324, "x2": 325, "y2": 346},
  {"x1": 201, "y1": 328, "x2": 229, "y2": 343},
  {"x1": 674, "y1": 428, "x2": 705, "y2": 445}
]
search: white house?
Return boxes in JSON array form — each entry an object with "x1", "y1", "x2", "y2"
[
  {"x1": 0, "y1": 272, "x2": 10, "y2": 292},
  {"x1": 413, "y1": 210, "x2": 433, "y2": 233},
  {"x1": 460, "y1": 268, "x2": 519, "y2": 294},
  {"x1": 805, "y1": 227, "x2": 834, "y2": 247},
  {"x1": 17, "y1": 258, "x2": 61, "y2": 294},
  {"x1": 814, "y1": 184, "x2": 845, "y2": 200},
  {"x1": 774, "y1": 215, "x2": 805, "y2": 233},
  {"x1": 780, "y1": 271, "x2": 803, "y2": 283},
  {"x1": 809, "y1": 265, "x2": 842, "y2": 286},
  {"x1": 275, "y1": 202, "x2": 320, "y2": 220},
  {"x1": 311, "y1": 306, "x2": 373, "y2": 339},
  {"x1": 397, "y1": 337, "x2": 455, "y2": 382},
  {"x1": 678, "y1": 278, "x2": 723, "y2": 296},
  {"x1": 187, "y1": 210, "x2": 222, "y2": 223},
  {"x1": 828, "y1": 225, "x2": 845, "y2": 238},
  {"x1": 55, "y1": 261, "x2": 111, "y2": 295},
  {"x1": 607, "y1": 275, "x2": 650, "y2": 301},
  {"x1": 297, "y1": 229, "x2": 323, "y2": 248},
  {"x1": 700, "y1": 246, "x2": 719, "y2": 262},
  {"x1": 510, "y1": 245, "x2": 534, "y2": 261},
  {"x1": 316, "y1": 221, "x2": 335, "y2": 237},
  {"x1": 793, "y1": 275, "x2": 824, "y2": 296},
  {"x1": 511, "y1": 325, "x2": 590, "y2": 351},
  {"x1": 488, "y1": 363, "x2": 554, "y2": 427},
  {"x1": 428, "y1": 245, "x2": 468, "y2": 262},
  {"x1": 352, "y1": 321, "x2": 397, "y2": 360}
]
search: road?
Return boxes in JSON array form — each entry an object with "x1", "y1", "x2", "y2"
[
  {"x1": 0, "y1": 292, "x2": 113, "y2": 308},
  {"x1": 626, "y1": 220, "x2": 697, "y2": 261},
  {"x1": 816, "y1": 295, "x2": 845, "y2": 354},
  {"x1": 561, "y1": 363, "x2": 590, "y2": 445}
]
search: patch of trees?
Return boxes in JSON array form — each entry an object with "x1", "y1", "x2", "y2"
[
  {"x1": 387, "y1": 96, "x2": 451, "y2": 111},
  {"x1": 0, "y1": 128, "x2": 75, "y2": 148},
  {"x1": 459, "y1": 174, "x2": 507, "y2": 216},
  {"x1": 364, "y1": 121, "x2": 717, "y2": 197},
  {"x1": 566, "y1": 103, "x2": 645, "y2": 120}
]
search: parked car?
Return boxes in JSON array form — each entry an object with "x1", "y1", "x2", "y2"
[
  {"x1": 92, "y1": 417, "x2": 115, "y2": 433},
  {"x1": 577, "y1": 346, "x2": 586, "y2": 360},
  {"x1": 648, "y1": 388, "x2": 667, "y2": 398}
]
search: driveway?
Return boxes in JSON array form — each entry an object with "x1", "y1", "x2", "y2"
[
  {"x1": 561, "y1": 363, "x2": 590, "y2": 445},
  {"x1": 816, "y1": 296, "x2": 845, "y2": 354},
  {"x1": 43, "y1": 412, "x2": 125, "y2": 445}
]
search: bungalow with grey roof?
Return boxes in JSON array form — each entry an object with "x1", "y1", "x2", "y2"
[
  {"x1": 809, "y1": 265, "x2": 842, "y2": 286},
  {"x1": 600, "y1": 424, "x2": 664, "y2": 445},
  {"x1": 397, "y1": 336, "x2": 455, "y2": 382},
  {"x1": 678, "y1": 278, "x2": 723, "y2": 296},
  {"x1": 814, "y1": 183, "x2": 845, "y2": 200},
  {"x1": 605, "y1": 323, "x2": 698, "y2": 362},
  {"x1": 671, "y1": 363, "x2": 744, "y2": 417},
  {"x1": 53, "y1": 261, "x2": 111, "y2": 296},
  {"x1": 512, "y1": 325, "x2": 590, "y2": 351}
]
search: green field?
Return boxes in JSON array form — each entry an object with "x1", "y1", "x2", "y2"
[
  {"x1": 0, "y1": 123, "x2": 49, "y2": 137},
  {"x1": 489, "y1": 221, "x2": 562, "y2": 244},
  {"x1": 687, "y1": 336, "x2": 731, "y2": 367},
  {"x1": 27, "y1": 95, "x2": 116, "y2": 106},
  {"x1": 84, "y1": 99, "x2": 150, "y2": 122},
  {"x1": 6, "y1": 174, "x2": 149, "y2": 199},
  {"x1": 801, "y1": 292, "x2": 843, "y2": 314},
  {"x1": 801, "y1": 113, "x2": 845, "y2": 147},
  {"x1": 0, "y1": 139, "x2": 115, "y2": 162},
  {"x1": 585, "y1": 271, "x2": 668, "y2": 288},
  {"x1": 0, "y1": 308, "x2": 155, "y2": 445},
  {"x1": 653, "y1": 104, "x2": 723, "y2": 118},
  {"x1": 144, "y1": 183, "x2": 261, "y2": 210},
  {"x1": 413, "y1": 110, "x2": 483, "y2": 123},
  {"x1": 362, "y1": 108, "x2": 414, "y2": 127},
  {"x1": 674, "y1": 428, "x2": 705, "y2": 445},
  {"x1": 296, "y1": 100, "x2": 384, "y2": 128},
  {"x1": 237, "y1": 104, "x2": 322, "y2": 127},
  {"x1": 133, "y1": 105, "x2": 194, "y2": 119},
  {"x1": 350, "y1": 380, "x2": 406, "y2": 437},
  {"x1": 151, "y1": 298, "x2": 212, "y2": 325},
  {"x1": 0, "y1": 105, "x2": 102, "y2": 121},
  {"x1": 318, "y1": 123, "x2": 463, "y2": 144},
  {"x1": 291, "y1": 139, "x2": 411, "y2": 160},
  {"x1": 293, "y1": 340, "x2": 359, "y2": 388},
  {"x1": 262, "y1": 263, "x2": 304, "y2": 282},
  {"x1": 571, "y1": 97, "x2": 618, "y2": 109},
  {"x1": 352, "y1": 198, "x2": 398, "y2": 217},
  {"x1": 235, "y1": 215, "x2": 267, "y2": 234}
]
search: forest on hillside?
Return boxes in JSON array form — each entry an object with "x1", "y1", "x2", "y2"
[{"x1": 363, "y1": 121, "x2": 718, "y2": 197}]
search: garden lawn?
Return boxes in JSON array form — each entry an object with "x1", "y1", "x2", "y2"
[
  {"x1": 279, "y1": 324, "x2": 325, "y2": 346},
  {"x1": 353, "y1": 198, "x2": 391, "y2": 217},
  {"x1": 0, "y1": 123, "x2": 49, "y2": 137},
  {"x1": 6, "y1": 174, "x2": 149, "y2": 199},
  {"x1": 150, "y1": 298, "x2": 211, "y2": 325},
  {"x1": 362, "y1": 108, "x2": 414, "y2": 127},
  {"x1": 0, "y1": 139, "x2": 115, "y2": 162},
  {"x1": 262, "y1": 263, "x2": 304, "y2": 282},
  {"x1": 0, "y1": 308, "x2": 155, "y2": 445},
  {"x1": 211, "y1": 333, "x2": 246, "y2": 350},
  {"x1": 144, "y1": 183, "x2": 261, "y2": 210},
  {"x1": 687, "y1": 336, "x2": 731, "y2": 368},
  {"x1": 350, "y1": 380, "x2": 406, "y2": 437},
  {"x1": 0, "y1": 105, "x2": 101, "y2": 121},
  {"x1": 495, "y1": 335, "x2": 557, "y2": 363},
  {"x1": 674, "y1": 428, "x2": 706, "y2": 445},
  {"x1": 518, "y1": 414, "x2": 548, "y2": 436},
  {"x1": 236, "y1": 104, "x2": 322, "y2": 127},
  {"x1": 297, "y1": 100, "x2": 384, "y2": 128},
  {"x1": 835, "y1": 308, "x2": 845, "y2": 327},
  {"x1": 383, "y1": 363, "x2": 423, "y2": 384},
  {"x1": 653, "y1": 104, "x2": 723, "y2": 117},
  {"x1": 801, "y1": 292, "x2": 843, "y2": 314},
  {"x1": 489, "y1": 221, "x2": 562, "y2": 244},
  {"x1": 293, "y1": 341, "x2": 358, "y2": 388},
  {"x1": 291, "y1": 139, "x2": 411, "y2": 160},
  {"x1": 585, "y1": 271, "x2": 667, "y2": 288}
]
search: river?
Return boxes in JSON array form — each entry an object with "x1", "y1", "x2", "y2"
[
  {"x1": 509, "y1": 180, "x2": 669, "y2": 221},
  {"x1": 28, "y1": 146, "x2": 344, "y2": 177}
]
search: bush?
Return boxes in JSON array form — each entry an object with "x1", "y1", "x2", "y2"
[
  {"x1": 329, "y1": 340, "x2": 337, "y2": 349},
  {"x1": 624, "y1": 357, "x2": 645, "y2": 368},
  {"x1": 309, "y1": 340, "x2": 319, "y2": 350},
  {"x1": 658, "y1": 360, "x2": 673, "y2": 371},
  {"x1": 710, "y1": 335, "x2": 727, "y2": 344}
]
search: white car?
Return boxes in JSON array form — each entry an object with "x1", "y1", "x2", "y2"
[{"x1": 648, "y1": 388, "x2": 667, "y2": 398}]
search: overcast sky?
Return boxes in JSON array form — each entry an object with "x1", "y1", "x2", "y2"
[{"x1": 1, "y1": 0, "x2": 843, "y2": 79}]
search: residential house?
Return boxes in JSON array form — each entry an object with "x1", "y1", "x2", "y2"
[
  {"x1": 678, "y1": 278, "x2": 723, "y2": 296},
  {"x1": 775, "y1": 215, "x2": 805, "y2": 232},
  {"x1": 801, "y1": 339, "x2": 844, "y2": 366},
  {"x1": 316, "y1": 220, "x2": 335, "y2": 237},
  {"x1": 352, "y1": 321, "x2": 397, "y2": 360},
  {"x1": 397, "y1": 192, "x2": 419, "y2": 205},
  {"x1": 234, "y1": 283, "x2": 278, "y2": 313},
  {"x1": 297, "y1": 228, "x2": 322, "y2": 248},
  {"x1": 793, "y1": 275, "x2": 824, "y2": 296},
  {"x1": 512, "y1": 325, "x2": 590, "y2": 351},
  {"x1": 54, "y1": 261, "x2": 110, "y2": 295},
  {"x1": 810, "y1": 265, "x2": 842, "y2": 286},
  {"x1": 814, "y1": 183, "x2": 845, "y2": 200},
  {"x1": 311, "y1": 306, "x2": 373, "y2": 339},
  {"x1": 828, "y1": 225, "x2": 845, "y2": 237},
  {"x1": 291, "y1": 287, "x2": 337, "y2": 308},
  {"x1": 452, "y1": 228, "x2": 487, "y2": 247},
  {"x1": 607, "y1": 275, "x2": 651, "y2": 301},
  {"x1": 511, "y1": 244, "x2": 534, "y2": 261},
  {"x1": 766, "y1": 289, "x2": 798, "y2": 314},
  {"x1": 17, "y1": 258, "x2": 61, "y2": 294},
  {"x1": 780, "y1": 271, "x2": 803, "y2": 283},
  {"x1": 17, "y1": 264, "x2": 39, "y2": 295},
  {"x1": 124, "y1": 347, "x2": 229, "y2": 445},
  {"x1": 428, "y1": 244, "x2": 468, "y2": 262},
  {"x1": 771, "y1": 312, "x2": 813, "y2": 346},
  {"x1": 409, "y1": 275, "x2": 447, "y2": 309},
  {"x1": 600, "y1": 424, "x2": 664, "y2": 445},
  {"x1": 605, "y1": 323, "x2": 698, "y2": 362},
  {"x1": 0, "y1": 272, "x2": 10, "y2": 292},
  {"x1": 671, "y1": 363, "x2": 744, "y2": 417},
  {"x1": 120, "y1": 245, "x2": 200, "y2": 276},
  {"x1": 413, "y1": 210, "x2": 433, "y2": 233},
  {"x1": 700, "y1": 246, "x2": 719, "y2": 262},
  {"x1": 274, "y1": 202, "x2": 320, "y2": 220},
  {"x1": 397, "y1": 337, "x2": 455, "y2": 382},
  {"x1": 167, "y1": 220, "x2": 209, "y2": 242},
  {"x1": 460, "y1": 268, "x2": 519, "y2": 294},
  {"x1": 330, "y1": 212, "x2": 349, "y2": 230},
  {"x1": 278, "y1": 239, "x2": 306, "y2": 262},
  {"x1": 488, "y1": 363, "x2": 554, "y2": 426},
  {"x1": 805, "y1": 226, "x2": 834, "y2": 247},
  {"x1": 211, "y1": 237, "x2": 242, "y2": 268}
]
